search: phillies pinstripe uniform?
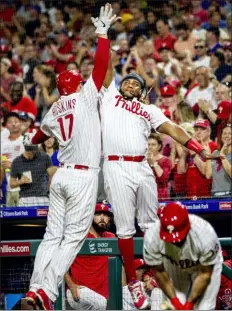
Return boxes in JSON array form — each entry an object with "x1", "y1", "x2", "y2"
[
  {"x1": 99, "y1": 80, "x2": 169, "y2": 236},
  {"x1": 29, "y1": 76, "x2": 101, "y2": 301},
  {"x1": 28, "y1": 35, "x2": 111, "y2": 305},
  {"x1": 143, "y1": 215, "x2": 223, "y2": 310}
]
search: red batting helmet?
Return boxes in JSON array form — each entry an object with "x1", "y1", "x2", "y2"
[
  {"x1": 134, "y1": 259, "x2": 149, "y2": 270},
  {"x1": 95, "y1": 203, "x2": 113, "y2": 217},
  {"x1": 56, "y1": 70, "x2": 83, "y2": 96},
  {"x1": 159, "y1": 202, "x2": 191, "y2": 243}
]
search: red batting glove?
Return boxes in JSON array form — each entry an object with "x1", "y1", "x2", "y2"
[
  {"x1": 183, "y1": 301, "x2": 194, "y2": 310},
  {"x1": 170, "y1": 297, "x2": 184, "y2": 310}
]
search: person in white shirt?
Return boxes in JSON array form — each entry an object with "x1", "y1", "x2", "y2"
[
  {"x1": 1, "y1": 112, "x2": 25, "y2": 206},
  {"x1": 185, "y1": 66, "x2": 217, "y2": 111},
  {"x1": 193, "y1": 39, "x2": 211, "y2": 68},
  {"x1": 143, "y1": 202, "x2": 223, "y2": 310}
]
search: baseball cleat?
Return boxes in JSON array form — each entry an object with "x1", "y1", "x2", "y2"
[
  {"x1": 36, "y1": 288, "x2": 54, "y2": 310},
  {"x1": 128, "y1": 279, "x2": 150, "y2": 310},
  {"x1": 25, "y1": 291, "x2": 37, "y2": 308}
]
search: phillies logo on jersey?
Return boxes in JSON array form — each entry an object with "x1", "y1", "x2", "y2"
[{"x1": 114, "y1": 95, "x2": 151, "y2": 121}]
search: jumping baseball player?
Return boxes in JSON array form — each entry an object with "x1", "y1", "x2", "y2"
[
  {"x1": 99, "y1": 59, "x2": 213, "y2": 308},
  {"x1": 24, "y1": 4, "x2": 119, "y2": 310},
  {"x1": 143, "y1": 202, "x2": 223, "y2": 310},
  {"x1": 65, "y1": 203, "x2": 115, "y2": 310}
]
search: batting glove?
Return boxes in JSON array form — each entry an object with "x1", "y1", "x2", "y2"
[
  {"x1": 23, "y1": 129, "x2": 36, "y2": 146},
  {"x1": 91, "y1": 3, "x2": 116, "y2": 35}
]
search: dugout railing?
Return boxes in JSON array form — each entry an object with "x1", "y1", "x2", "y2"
[{"x1": 0, "y1": 237, "x2": 231, "y2": 310}]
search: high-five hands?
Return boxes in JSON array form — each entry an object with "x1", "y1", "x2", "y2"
[{"x1": 91, "y1": 3, "x2": 121, "y2": 35}]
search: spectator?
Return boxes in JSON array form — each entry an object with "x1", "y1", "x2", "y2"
[
  {"x1": 199, "y1": 99, "x2": 232, "y2": 125},
  {"x1": 18, "y1": 112, "x2": 34, "y2": 135},
  {"x1": 157, "y1": 46, "x2": 181, "y2": 78},
  {"x1": 177, "y1": 119, "x2": 218, "y2": 198},
  {"x1": 214, "y1": 83, "x2": 230, "y2": 103},
  {"x1": 216, "y1": 258, "x2": 232, "y2": 310},
  {"x1": 66, "y1": 61, "x2": 79, "y2": 71},
  {"x1": 2, "y1": 81, "x2": 37, "y2": 121},
  {"x1": 10, "y1": 145, "x2": 55, "y2": 207},
  {"x1": 191, "y1": 0, "x2": 208, "y2": 24},
  {"x1": 41, "y1": 137, "x2": 59, "y2": 167},
  {"x1": 222, "y1": 42, "x2": 232, "y2": 66},
  {"x1": 1, "y1": 112, "x2": 25, "y2": 206},
  {"x1": 33, "y1": 65, "x2": 59, "y2": 120},
  {"x1": 147, "y1": 133, "x2": 172, "y2": 200},
  {"x1": 0, "y1": 58, "x2": 16, "y2": 104},
  {"x1": 210, "y1": 51, "x2": 231, "y2": 82},
  {"x1": 146, "y1": 9, "x2": 157, "y2": 38},
  {"x1": 22, "y1": 44, "x2": 41, "y2": 91},
  {"x1": 185, "y1": 66, "x2": 217, "y2": 111},
  {"x1": 175, "y1": 101, "x2": 196, "y2": 124},
  {"x1": 174, "y1": 22, "x2": 197, "y2": 57},
  {"x1": 206, "y1": 26, "x2": 222, "y2": 54},
  {"x1": 154, "y1": 18, "x2": 177, "y2": 52},
  {"x1": 205, "y1": 124, "x2": 232, "y2": 197},
  {"x1": 193, "y1": 39, "x2": 211, "y2": 68},
  {"x1": 159, "y1": 84, "x2": 178, "y2": 121},
  {"x1": 51, "y1": 29, "x2": 73, "y2": 73},
  {"x1": 65, "y1": 204, "x2": 116, "y2": 310}
]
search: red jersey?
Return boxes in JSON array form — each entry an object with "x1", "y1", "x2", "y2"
[
  {"x1": 2, "y1": 97, "x2": 37, "y2": 120},
  {"x1": 152, "y1": 156, "x2": 172, "y2": 200},
  {"x1": 154, "y1": 33, "x2": 177, "y2": 52},
  {"x1": 55, "y1": 39, "x2": 73, "y2": 73},
  {"x1": 70, "y1": 231, "x2": 115, "y2": 299},
  {"x1": 185, "y1": 141, "x2": 218, "y2": 198}
]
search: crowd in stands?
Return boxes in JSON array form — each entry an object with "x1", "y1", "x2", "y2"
[{"x1": 0, "y1": 0, "x2": 232, "y2": 206}]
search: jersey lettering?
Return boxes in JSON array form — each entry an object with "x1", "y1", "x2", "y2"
[
  {"x1": 52, "y1": 99, "x2": 76, "y2": 117},
  {"x1": 114, "y1": 95, "x2": 151, "y2": 121},
  {"x1": 57, "y1": 113, "x2": 74, "y2": 141},
  {"x1": 161, "y1": 253, "x2": 199, "y2": 269}
]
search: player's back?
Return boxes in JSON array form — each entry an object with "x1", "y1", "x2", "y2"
[{"x1": 41, "y1": 84, "x2": 101, "y2": 168}]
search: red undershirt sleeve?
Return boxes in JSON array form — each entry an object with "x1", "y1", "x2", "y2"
[
  {"x1": 31, "y1": 129, "x2": 50, "y2": 144},
  {"x1": 91, "y1": 37, "x2": 110, "y2": 92}
]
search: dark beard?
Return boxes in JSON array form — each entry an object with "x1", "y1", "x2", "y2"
[
  {"x1": 92, "y1": 220, "x2": 109, "y2": 233},
  {"x1": 119, "y1": 89, "x2": 139, "y2": 100}
]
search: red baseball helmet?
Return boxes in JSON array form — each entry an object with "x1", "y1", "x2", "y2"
[
  {"x1": 159, "y1": 202, "x2": 191, "y2": 243},
  {"x1": 133, "y1": 259, "x2": 149, "y2": 270},
  {"x1": 95, "y1": 203, "x2": 113, "y2": 217},
  {"x1": 56, "y1": 70, "x2": 83, "y2": 96}
]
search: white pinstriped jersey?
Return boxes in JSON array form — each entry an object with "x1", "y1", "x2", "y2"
[
  {"x1": 143, "y1": 215, "x2": 223, "y2": 273},
  {"x1": 99, "y1": 80, "x2": 169, "y2": 156},
  {"x1": 41, "y1": 75, "x2": 101, "y2": 168}
]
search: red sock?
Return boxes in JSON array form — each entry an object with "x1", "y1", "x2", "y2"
[{"x1": 118, "y1": 238, "x2": 136, "y2": 283}]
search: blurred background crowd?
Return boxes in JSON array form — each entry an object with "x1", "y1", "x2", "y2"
[{"x1": 0, "y1": 0, "x2": 231, "y2": 207}]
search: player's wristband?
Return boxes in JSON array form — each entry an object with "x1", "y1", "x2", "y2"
[
  {"x1": 184, "y1": 138, "x2": 204, "y2": 155},
  {"x1": 170, "y1": 297, "x2": 184, "y2": 310},
  {"x1": 184, "y1": 301, "x2": 194, "y2": 310}
]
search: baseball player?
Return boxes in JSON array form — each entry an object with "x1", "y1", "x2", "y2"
[
  {"x1": 143, "y1": 202, "x2": 223, "y2": 310},
  {"x1": 65, "y1": 203, "x2": 115, "y2": 310},
  {"x1": 24, "y1": 4, "x2": 119, "y2": 310},
  {"x1": 99, "y1": 59, "x2": 213, "y2": 308},
  {"x1": 123, "y1": 259, "x2": 162, "y2": 310}
]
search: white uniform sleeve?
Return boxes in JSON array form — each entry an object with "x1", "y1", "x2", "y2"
[
  {"x1": 40, "y1": 106, "x2": 56, "y2": 137},
  {"x1": 199, "y1": 225, "x2": 222, "y2": 266},
  {"x1": 143, "y1": 223, "x2": 163, "y2": 266},
  {"x1": 99, "y1": 79, "x2": 116, "y2": 104},
  {"x1": 80, "y1": 74, "x2": 99, "y2": 112},
  {"x1": 150, "y1": 106, "x2": 170, "y2": 131}
]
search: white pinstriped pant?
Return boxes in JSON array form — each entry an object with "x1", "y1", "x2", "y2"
[
  {"x1": 30, "y1": 167, "x2": 99, "y2": 302},
  {"x1": 66, "y1": 287, "x2": 107, "y2": 310},
  {"x1": 103, "y1": 160, "x2": 159, "y2": 238}
]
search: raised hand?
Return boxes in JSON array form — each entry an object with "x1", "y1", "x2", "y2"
[{"x1": 91, "y1": 3, "x2": 121, "y2": 35}]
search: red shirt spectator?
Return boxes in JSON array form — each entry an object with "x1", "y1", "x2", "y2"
[
  {"x1": 191, "y1": 0, "x2": 208, "y2": 24},
  {"x1": 177, "y1": 120, "x2": 218, "y2": 198},
  {"x1": 0, "y1": 58, "x2": 16, "y2": 104},
  {"x1": 2, "y1": 81, "x2": 37, "y2": 120},
  {"x1": 154, "y1": 18, "x2": 177, "y2": 52},
  {"x1": 147, "y1": 133, "x2": 172, "y2": 200}
]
